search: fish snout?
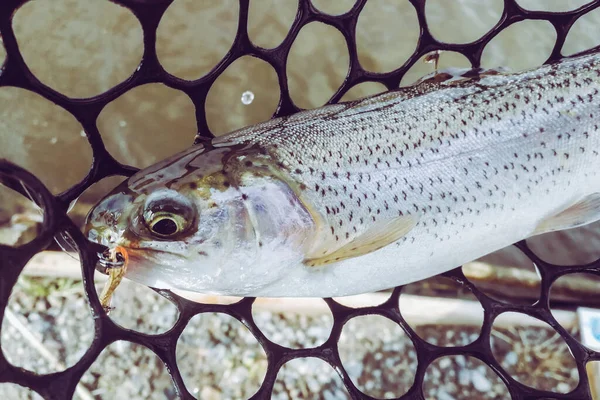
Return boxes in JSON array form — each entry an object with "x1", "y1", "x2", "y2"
[
  {"x1": 85, "y1": 225, "x2": 120, "y2": 247},
  {"x1": 84, "y1": 192, "x2": 133, "y2": 246}
]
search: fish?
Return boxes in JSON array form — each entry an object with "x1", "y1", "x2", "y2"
[{"x1": 85, "y1": 51, "x2": 600, "y2": 298}]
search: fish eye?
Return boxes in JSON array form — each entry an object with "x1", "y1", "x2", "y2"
[
  {"x1": 141, "y1": 190, "x2": 197, "y2": 239},
  {"x1": 149, "y1": 215, "x2": 182, "y2": 237}
]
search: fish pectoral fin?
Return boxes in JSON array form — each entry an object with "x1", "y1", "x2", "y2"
[
  {"x1": 304, "y1": 214, "x2": 418, "y2": 267},
  {"x1": 532, "y1": 193, "x2": 600, "y2": 236}
]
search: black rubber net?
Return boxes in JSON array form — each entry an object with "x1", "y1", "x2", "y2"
[{"x1": 1, "y1": 0, "x2": 600, "y2": 399}]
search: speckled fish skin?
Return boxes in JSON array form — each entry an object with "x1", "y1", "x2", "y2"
[{"x1": 86, "y1": 52, "x2": 600, "y2": 297}]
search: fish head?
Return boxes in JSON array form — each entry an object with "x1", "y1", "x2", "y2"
[{"x1": 84, "y1": 145, "x2": 315, "y2": 295}]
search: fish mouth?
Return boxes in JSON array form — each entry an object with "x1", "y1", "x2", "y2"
[
  {"x1": 95, "y1": 243, "x2": 189, "y2": 276},
  {"x1": 85, "y1": 223, "x2": 135, "y2": 275},
  {"x1": 94, "y1": 240, "x2": 130, "y2": 275},
  {"x1": 96, "y1": 247, "x2": 127, "y2": 273}
]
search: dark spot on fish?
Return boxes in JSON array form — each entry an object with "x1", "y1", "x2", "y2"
[
  {"x1": 189, "y1": 182, "x2": 198, "y2": 190},
  {"x1": 245, "y1": 161, "x2": 253, "y2": 167},
  {"x1": 198, "y1": 251, "x2": 208, "y2": 257},
  {"x1": 223, "y1": 181, "x2": 231, "y2": 188},
  {"x1": 259, "y1": 241, "x2": 263, "y2": 247},
  {"x1": 242, "y1": 194, "x2": 248, "y2": 200}
]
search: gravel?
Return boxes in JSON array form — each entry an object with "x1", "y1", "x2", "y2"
[{"x1": 0, "y1": 275, "x2": 581, "y2": 399}]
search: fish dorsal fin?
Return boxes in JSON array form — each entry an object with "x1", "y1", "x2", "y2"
[
  {"x1": 305, "y1": 214, "x2": 418, "y2": 267},
  {"x1": 416, "y1": 67, "x2": 511, "y2": 86},
  {"x1": 532, "y1": 193, "x2": 600, "y2": 236}
]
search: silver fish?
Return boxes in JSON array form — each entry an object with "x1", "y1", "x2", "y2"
[{"x1": 85, "y1": 52, "x2": 600, "y2": 297}]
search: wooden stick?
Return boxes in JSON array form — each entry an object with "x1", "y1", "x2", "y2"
[
  {"x1": 463, "y1": 261, "x2": 600, "y2": 306},
  {"x1": 20, "y1": 251, "x2": 579, "y2": 328},
  {"x1": 22, "y1": 251, "x2": 101, "y2": 280},
  {"x1": 171, "y1": 289, "x2": 576, "y2": 329}
]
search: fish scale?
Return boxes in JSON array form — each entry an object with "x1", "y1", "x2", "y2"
[
  {"x1": 86, "y1": 52, "x2": 600, "y2": 297},
  {"x1": 216, "y1": 53, "x2": 600, "y2": 264}
]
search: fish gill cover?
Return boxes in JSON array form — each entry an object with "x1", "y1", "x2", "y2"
[{"x1": 1, "y1": 0, "x2": 600, "y2": 399}]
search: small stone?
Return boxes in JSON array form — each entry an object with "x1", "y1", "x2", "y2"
[
  {"x1": 505, "y1": 351, "x2": 518, "y2": 365},
  {"x1": 437, "y1": 389, "x2": 456, "y2": 400},
  {"x1": 556, "y1": 382, "x2": 571, "y2": 393},
  {"x1": 458, "y1": 369, "x2": 470, "y2": 386},
  {"x1": 200, "y1": 386, "x2": 221, "y2": 400},
  {"x1": 439, "y1": 357, "x2": 452, "y2": 369},
  {"x1": 570, "y1": 368, "x2": 579, "y2": 380},
  {"x1": 471, "y1": 370, "x2": 492, "y2": 392}
]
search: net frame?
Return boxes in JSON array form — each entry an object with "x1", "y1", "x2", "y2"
[{"x1": 1, "y1": 0, "x2": 600, "y2": 398}]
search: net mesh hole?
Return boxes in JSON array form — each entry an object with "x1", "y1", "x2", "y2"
[
  {"x1": 423, "y1": 355, "x2": 510, "y2": 399},
  {"x1": 97, "y1": 83, "x2": 197, "y2": 169},
  {"x1": 156, "y1": 0, "x2": 240, "y2": 81},
  {"x1": 490, "y1": 312, "x2": 579, "y2": 393},
  {"x1": 176, "y1": 312, "x2": 268, "y2": 399},
  {"x1": 11, "y1": 0, "x2": 143, "y2": 98},
  {"x1": 287, "y1": 22, "x2": 350, "y2": 109},
  {"x1": 355, "y1": 0, "x2": 420, "y2": 74},
  {"x1": 338, "y1": 314, "x2": 418, "y2": 398},
  {"x1": 425, "y1": 0, "x2": 504, "y2": 45},
  {"x1": 206, "y1": 55, "x2": 280, "y2": 135},
  {"x1": 480, "y1": 20, "x2": 557, "y2": 71}
]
